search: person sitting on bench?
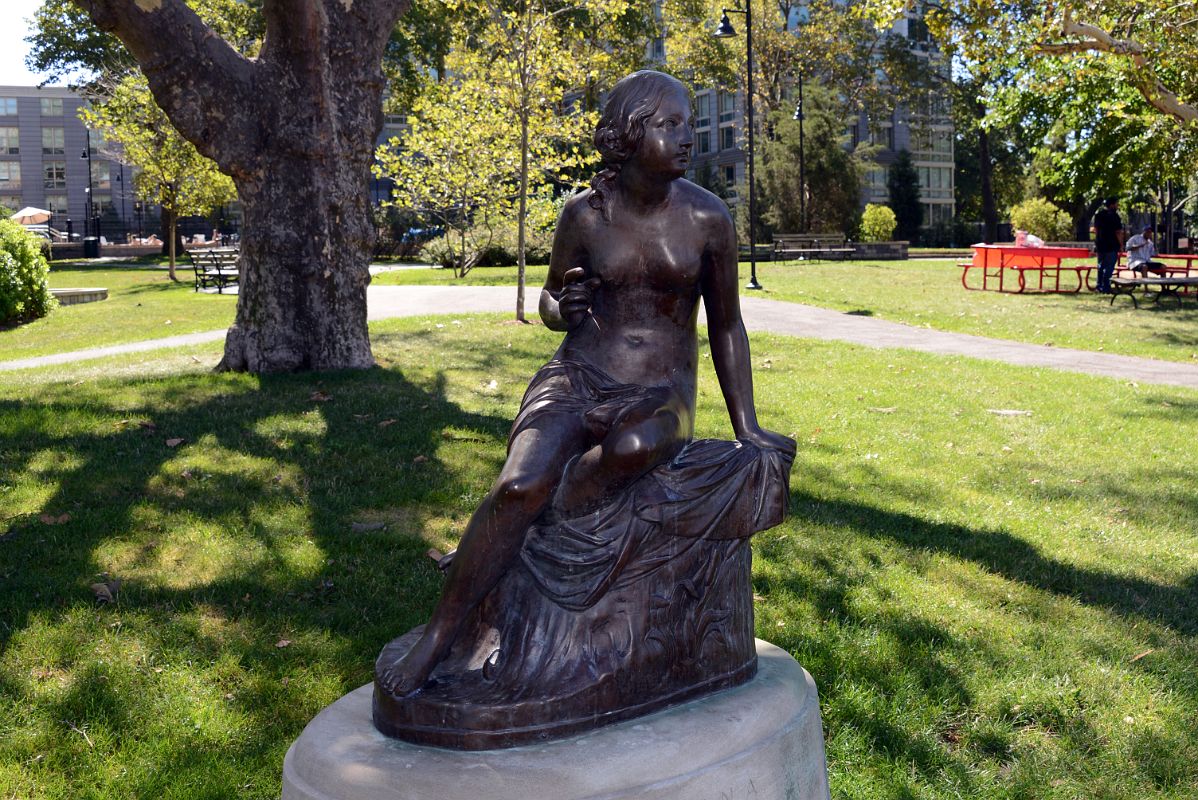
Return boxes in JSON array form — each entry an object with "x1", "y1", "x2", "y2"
[{"x1": 1126, "y1": 225, "x2": 1166, "y2": 273}]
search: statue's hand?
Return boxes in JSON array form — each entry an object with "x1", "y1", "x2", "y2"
[
  {"x1": 737, "y1": 426, "x2": 796, "y2": 454},
  {"x1": 560, "y1": 267, "x2": 600, "y2": 330}
]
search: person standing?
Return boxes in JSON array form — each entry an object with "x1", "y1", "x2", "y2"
[{"x1": 1092, "y1": 197, "x2": 1124, "y2": 293}]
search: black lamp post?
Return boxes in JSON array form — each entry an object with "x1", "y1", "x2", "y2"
[
  {"x1": 714, "y1": 5, "x2": 762, "y2": 290},
  {"x1": 81, "y1": 131, "x2": 94, "y2": 239},
  {"x1": 792, "y1": 76, "x2": 806, "y2": 233}
]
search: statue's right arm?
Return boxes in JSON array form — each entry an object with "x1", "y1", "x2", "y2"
[{"x1": 540, "y1": 195, "x2": 592, "y2": 331}]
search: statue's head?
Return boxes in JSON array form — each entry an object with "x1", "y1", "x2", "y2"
[
  {"x1": 589, "y1": 71, "x2": 691, "y2": 216},
  {"x1": 594, "y1": 70, "x2": 691, "y2": 168}
]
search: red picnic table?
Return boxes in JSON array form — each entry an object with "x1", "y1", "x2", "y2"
[{"x1": 961, "y1": 244, "x2": 1094, "y2": 293}]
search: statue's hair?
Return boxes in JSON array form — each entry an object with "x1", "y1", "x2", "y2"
[{"x1": 589, "y1": 70, "x2": 690, "y2": 218}]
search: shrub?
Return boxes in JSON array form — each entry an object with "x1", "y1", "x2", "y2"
[
  {"x1": 0, "y1": 219, "x2": 54, "y2": 325},
  {"x1": 1008, "y1": 198, "x2": 1073, "y2": 241},
  {"x1": 860, "y1": 204, "x2": 897, "y2": 242}
]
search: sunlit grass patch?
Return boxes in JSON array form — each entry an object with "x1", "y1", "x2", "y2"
[{"x1": 0, "y1": 315, "x2": 1195, "y2": 798}]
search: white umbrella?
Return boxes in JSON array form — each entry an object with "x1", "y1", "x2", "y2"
[{"x1": 9, "y1": 207, "x2": 52, "y2": 225}]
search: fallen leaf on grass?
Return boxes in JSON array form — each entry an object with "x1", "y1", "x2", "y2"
[
  {"x1": 413, "y1": 454, "x2": 428, "y2": 464},
  {"x1": 867, "y1": 407, "x2": 896, "y2": 414},
  {"x1": 350, "y1": 521, "x2": 386, "y2": 533},
  {"x1": 426, "y1": 548, "x2": 444, "y2": 562},
  {"x1": 281, "y1": 676, "x2": 290, "y2": 687},
  {"x1": 90, "y1": 578, "x2": 121, "y2": 604},
  {"x1": 377, "y1": 419, "x2": 396, "y2": 428},
  {"x1": 752, "y1": 594, "x2": 765, "y2": 602},
  {"x1": 39, "y1": 513, "x2": 71, "y2": 525},
  {"x1": 309, "y1": 391, "x2": 332, "y2": 402},
  {"x1": 275, "y1": 639, "x2": 292, "y2": 649},
  {"x1": 1130, "y1": 649, "x2": 1155, "y2": 662},
  {"x1": 165, "y1": 438, "x2": 184, "y2": 448},
  {"x1": 138, "y1": 421, "x2": 157, "y2": 431},
  {"x1": 987, "y1": 409, "x2": 1032, "y2": 417}
]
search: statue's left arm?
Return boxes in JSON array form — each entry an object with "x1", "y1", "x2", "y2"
[{"x1": 701, "y1": 208, "x2": 794, "y2": 452}]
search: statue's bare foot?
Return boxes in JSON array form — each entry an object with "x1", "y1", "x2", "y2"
[{"x1": 377, "y1": 631, "x2": 445, "y2": 697}]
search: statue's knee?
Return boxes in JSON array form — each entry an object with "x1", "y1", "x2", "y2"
[
  {"x1": 494, "y1": 472, "x2": 553, "y2": 510},
  {"x1": 608, "y1": 412, "x2": 681, "y2": 468}
]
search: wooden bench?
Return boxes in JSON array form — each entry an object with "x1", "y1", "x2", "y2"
[
  {"x1": 772, "y1": 233, "x2": 855, "y2": 262},
  {"x1": 188, "y1": 248, "x2": 241, "y2": 293},
  {"x1": 1109, "y1": 275, "x2": 1198, "y2": 308}
]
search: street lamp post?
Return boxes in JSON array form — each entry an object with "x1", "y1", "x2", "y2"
[
  {"x1": 792, "y1": 74, "x2": 806, "y2": 233},
  {"x1": 81, "y1": 130, "x2": 95, "y2": 240},
  {"x1": 714, "y1": 5, "x2": 762, "y2": 290}
]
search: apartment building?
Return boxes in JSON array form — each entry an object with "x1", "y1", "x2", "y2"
[
  {"x1": 0, "y1": 85, "x2": 138, "y2": 239},
  {"x1": 685, "y1": 3, "x2": 955, "y2": 230}
]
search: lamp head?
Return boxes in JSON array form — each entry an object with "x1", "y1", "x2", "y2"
[{"x1": 714, "y1": 13, "x2": 737, "y2": 37}]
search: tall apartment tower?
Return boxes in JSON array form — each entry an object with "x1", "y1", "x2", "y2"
[
  {"x1": 682, "y1": 3, "x2": 955, "y2": 230},
  {"x1": 0, "y1": 85, "x2": 135, "y2": 239}
]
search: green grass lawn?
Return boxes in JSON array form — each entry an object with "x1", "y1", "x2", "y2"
[
  {"x1": 376, "y1": 259, "x2": 1198, "y2": 364},
  {"x1": 1, "y1": 316, "x2": 1195, "y2": 799},
  {"x1": 0, "y1": 264, "x2": 236, "y2": 363},
  {"x1": 371, "y1": 263, "x2": 551, "y2": 287},
  {"x1": 744, "y1": 258, "x2": 1198, "y2": 364}
]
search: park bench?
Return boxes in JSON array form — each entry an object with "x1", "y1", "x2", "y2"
[
  {"x1": 772, "y1": 233, "x2": 855, "y2": 262},
  {"x1": 188, "y1": 248, "x2": 241, "y2": 294},
  {"x1": 1109, "y1": 275, "x2": 1198, "y2": 308}
]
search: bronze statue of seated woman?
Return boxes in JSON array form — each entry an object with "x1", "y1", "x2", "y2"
[{"x1": 373, "y1": 70, "x2": 796, "y2": 750}]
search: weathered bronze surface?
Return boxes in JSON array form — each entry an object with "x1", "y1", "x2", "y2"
[{"x1": 373, "y1": 70, "x2": 796, "y2": 750}]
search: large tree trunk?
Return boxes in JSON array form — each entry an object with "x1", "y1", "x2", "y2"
[{"x1": 76, "y1": 0, "x2": 409, "y2": 373}]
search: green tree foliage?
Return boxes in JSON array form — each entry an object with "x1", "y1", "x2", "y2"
[
  {"x1": 80, "y1": 75, "x2": 237, "y2": 280},
  {"x1": 378, "y1": 72, "x2": 523, "y2": 277},
  {"x1": 760, "y1": 83, "x2": 870, "y2": 236},
  {"x1": 887, "y1": 149, "x2": 922, "y2": 242},
  {"x1": 860, "y1": 203, "x2": 897, "y2": 241},
  {"x1": 1008, "y1": 197, "x2": 1073, "y2": 241},
  {"x1": 379, "y1": 0, "x2": 631, "y2": 308},
  {"x1": 663, "y1": 0, "x2": 931, "y2": 118},
  {"x1": 0, "y1": 220, "x2": 54, "y2": 326},
  {"x1": 28, "y1": 0, "x2": 263, "y2": 85}
]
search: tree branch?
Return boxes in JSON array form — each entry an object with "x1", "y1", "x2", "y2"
[
  {"x1": 73, "y1": 0, "x2": 262, "y2": 173},
  {"x1": 1038, "y1": 10, "x2": 1197, "y2": 124}
]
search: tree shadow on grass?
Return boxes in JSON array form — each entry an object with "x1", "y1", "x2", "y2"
[
  {"x1": 0, "y1": 354, "x2": 529, "y2": 797},
  {"x1": 786, "y1": 489, "x2": 1198, "y2": 637}
]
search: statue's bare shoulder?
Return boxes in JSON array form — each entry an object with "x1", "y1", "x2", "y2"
[{"x1": 674, "y1": 180, "x2": 735, "y2": 251}]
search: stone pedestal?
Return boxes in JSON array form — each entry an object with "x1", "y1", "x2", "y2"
[{"x1": 282, "y1": 640, "x2": 830, "y2": 800}]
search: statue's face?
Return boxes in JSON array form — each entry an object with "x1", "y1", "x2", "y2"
[{"x1": 629, "y1": 86, "x2": 694, "y2": 180}]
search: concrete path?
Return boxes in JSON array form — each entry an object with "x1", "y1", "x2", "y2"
[{"x1": 4, "y1": 284, "x2": 1198, "y2": 390}]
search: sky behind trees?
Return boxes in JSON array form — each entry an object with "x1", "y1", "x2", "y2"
[{"x1": 0, "y1": 0, "x2": 57, "y2": 85}]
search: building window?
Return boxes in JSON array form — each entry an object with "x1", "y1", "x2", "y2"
[
  {"x1": 42, "y1": 128, "x2": 65, "y2": 156},
  {"x1": 696, "y1": 129, "x2": 711, "y2": 155},
  {"x1": 0, "y1": 99, "x2": 16, "y2": 116},
  {"x1": 0, "y1": 162, "x2": 21, "y2": 191},
  {"x1": 870, "y1": 124, "x2": 894, "y2": 150},
  {"x1": 41, "y1": 98, "x2": 63, "y2": 116},
  {"x1": 720, "y1": 126, "x2": 736, "y2": 151},
  {"x1": 0, "y1": 195, "x2": 21, "y2": 211},
  {"x1": 45, "y1": 194, "x2": 68, "y2": 216},
  {"x1": 723, "y1": 164, "x2": 736, "y2": 186},
  {"x1": 650, "y1": 37, "x2": 665, "y2": 61},
  {"x1": 93, "y1": 193, "x2": 113, "y2": 216},
  {"x1": 0, "y1": 128, "x2": 17, "y2": 155},
  {"x1": 91, "y1": 162, "x2": 111, "y2": 190},
  {"x1": 43, "y1": 160, "x2": 66, "y2": 189},
  {"x1": 718, "y1": 92, "x2": 736, "y2": 124},
  {"x1": 695, "y1": 93, "x2": 711, "y2": 129}
]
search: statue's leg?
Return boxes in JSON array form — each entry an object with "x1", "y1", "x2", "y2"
[
  {"x1": 556, "y1": 393, "x2": 690, "y2": 515},
  {"x1": 377, "y1": 414, "x2": 587, "y2": 696}
]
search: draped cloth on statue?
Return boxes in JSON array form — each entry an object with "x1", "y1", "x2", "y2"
[{"x1": 373, "y1": 359, "x2": 796, "y2": 749}]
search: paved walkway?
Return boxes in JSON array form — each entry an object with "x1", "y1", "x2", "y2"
[{"x1": 4, "y1": 285, "x2": 1198, "y2": 390}]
